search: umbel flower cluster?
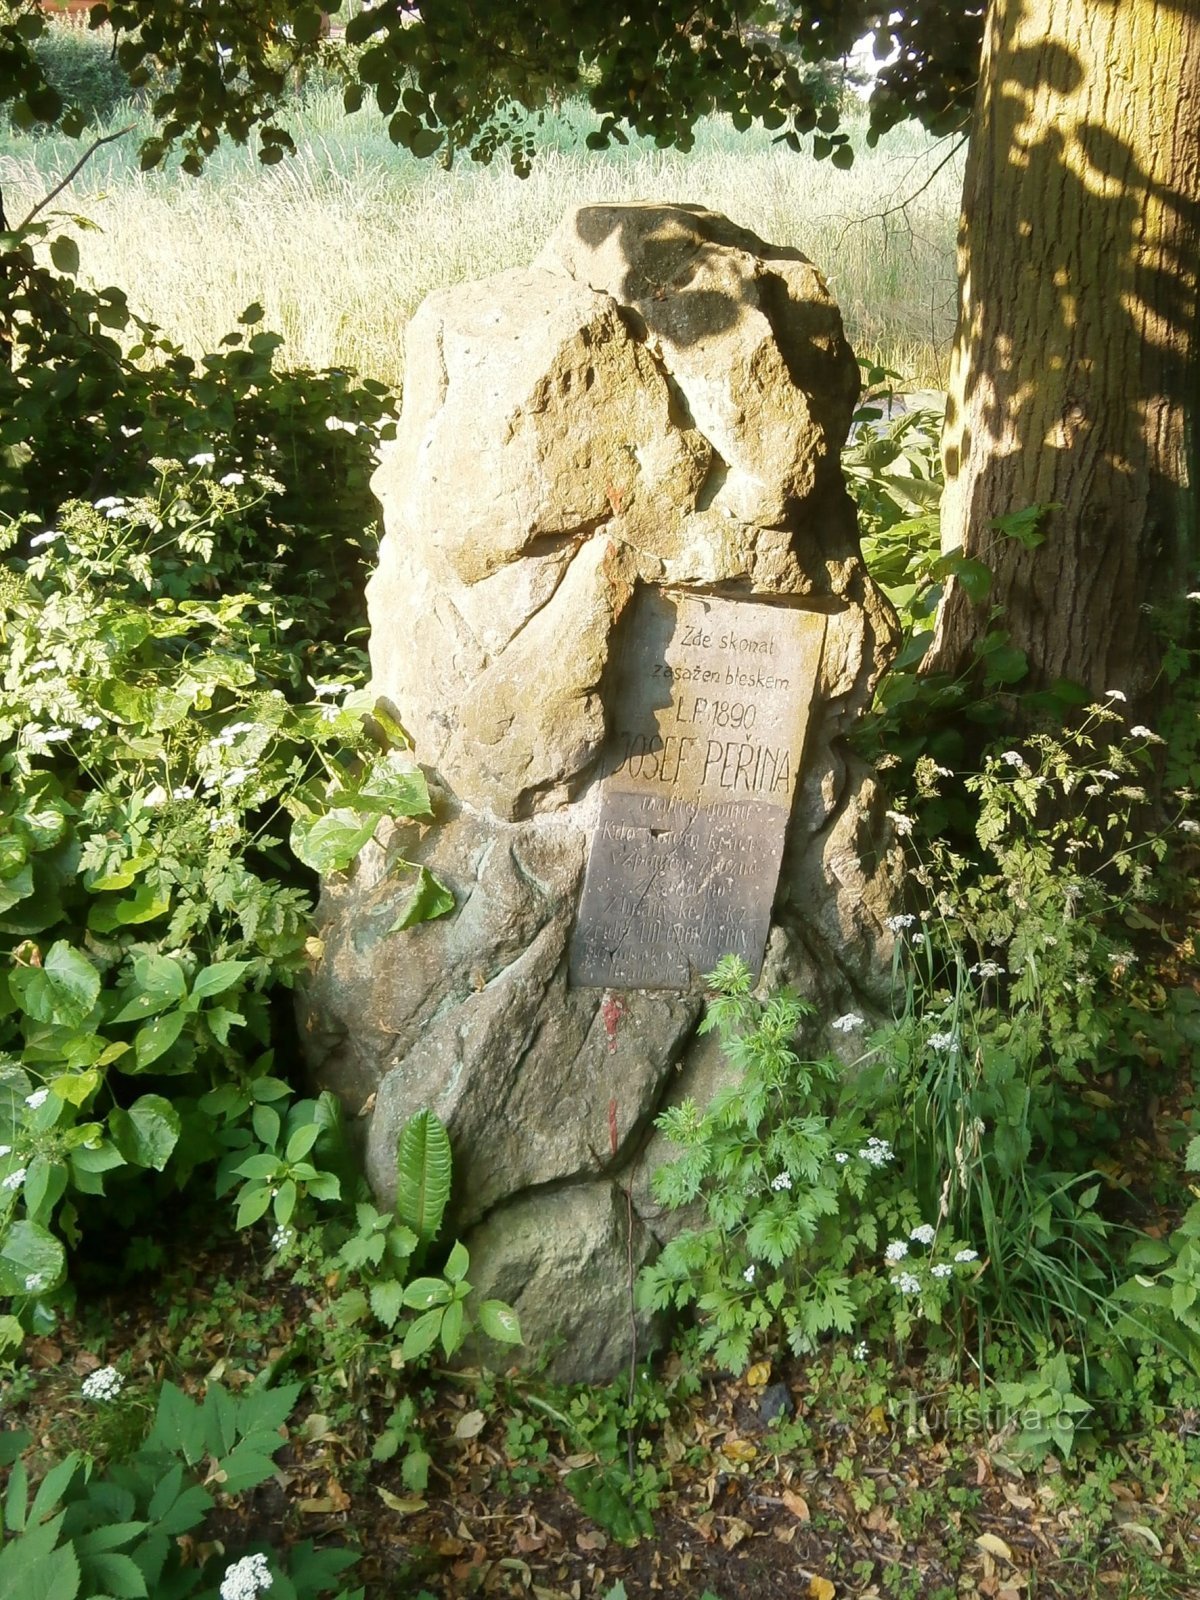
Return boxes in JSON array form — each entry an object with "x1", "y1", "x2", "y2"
[{"x1": 220, "y1": 1552, "x2": 273, "y2": 1600}]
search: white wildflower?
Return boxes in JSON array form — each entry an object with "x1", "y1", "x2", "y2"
[
  {"x1": 892, "y1": 1272, "x2": 921, "y2": 1295},
  {"x1": 80, "y1": 715, "x2": 102, "y2": 731},
  {"x1": 1104, "y1": 689, "x2": 1127, "y2": 702},
  {"x1": 884, "y1": 1240, "x2": 908, "y2": 1262},
  {"x1": 220, "y1": 1553, "x2": 273, "y2": 1600},
  {"x1": 885, "y1": 809, "x2": 914, "y2": 836},
  {"x1": 931, "y1": 1263, "x2": 953, "y2": 1279},
  {"x1": 770, "y1": 1172, "x2": 792, "y2": 1191},
  {"x1": 858, "y1": 1137, "x2": 894, "y2": 1167},
  {"x1": 834, "y1": 1152, "x2": 850, "y2": 1165},
  {"x1": 1000, "y1": 750, "x2": 1030, "y2": 773},
  {"x1": 25, "y1": 1088, "x2": 49, "y2": 1109},
  {"x1": 927, "y1": 1032, "x2": 957, "y2": 1053},
  {"x1": 2, "y1": 1168, "x2": 26, "y2": 1191},
  {"x1": 220, "y1": 472, "x2": 245, "y2": 487},
  {"x1": 270, "y1": 1224, "x2": 293, "y2": 1252},
  {"x1": 189, "y1": 452, "x2": 216, "y2": 466},
  {"x1": 1129, "y1": 725, "x2": 1162, "y2": 742},
  {"x1": 1095, "y1": 768, "x2": 1120, "y2": 782},
  {"x1": 93, "y1": 495, "x2": 123, "y2": 510},
  {"x1": 1181, "y1": 820, "x2": 1200, "y2": 837},
  {"x1": 743, "y1": 1264, "x2": 756, "y2": 1284},
  {"x1": 910, "y1": 1223, "x2": 936, "y2": 1246},
  {"x1": 831, "y1": 1012, "x2": 864, "y2": 1033},
  {"x1": 954, "y1": 1248, "x2": 979, "y2": 1263},
  {"x1": 970, "y1": 960, "x2": 1005, "y2": 979},
  {"x1": 173, "y1": 784, "x2": 195, "y2": 801},
  {"x1": 1084, "y1": 783, "x2": 1103, "y2": 797},
  {"x1": 885, "y1": 913, "x2": 916, "y2": 933},
  {"x1": 852, "y1": 1341, "x2": 869, "y2": 1361},
  {"x1": 312, "y1": 682, "x2": 350, "y2": 699},
  {"x1": 29, "y1": 529, "x2": 62, "y2": 548},
  {"x1": 910, "y1": 932, "x2": 929, "y2": 949},
  {"x1": 81, "y1": 1365, "x2": 124, "y2": 1401}
]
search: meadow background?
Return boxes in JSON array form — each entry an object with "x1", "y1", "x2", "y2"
[{"x1": 0, "y1": 77, "x2": 963, "y2": 390}]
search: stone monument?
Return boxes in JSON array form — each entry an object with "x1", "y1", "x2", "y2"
[{"x1": 300, "y1": 203, "x2": 901, "y2": 1381}]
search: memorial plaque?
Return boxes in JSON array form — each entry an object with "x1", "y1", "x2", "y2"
[{"x1": 570, "y1": 589, "x2": 826, "y2": 988}]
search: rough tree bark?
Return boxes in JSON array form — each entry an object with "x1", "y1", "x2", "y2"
[{"x1": 930, "y1": 0, "x2": 1200, "y2": 704}]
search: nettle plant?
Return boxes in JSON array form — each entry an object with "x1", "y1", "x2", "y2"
[
  {"x1": 0, "y1": 462, "x2": 451, "y2": 1345},
  {"x1": 637, "y1": 957, "x2": 979, "y2": 1370}
]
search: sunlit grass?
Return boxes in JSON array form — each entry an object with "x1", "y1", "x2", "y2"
[{"x1": 0, "y1": 88, "x2": 962, "y2": 388}]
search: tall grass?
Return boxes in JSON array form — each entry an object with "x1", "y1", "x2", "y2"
[{"x1": 0, "y1": 84, "x2": 963, "y2": 388}]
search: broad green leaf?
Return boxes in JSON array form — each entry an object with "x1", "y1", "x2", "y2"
[
  {"x1": 110, "y1": 955, "x2": 187, "y2": 1024},
  {"x1": 477, "y1": 1300, "x2": 522, "y2": 1344},
  {"x1": 289, "y1": 810, "x2": 376, "y2": 875},
  {"x1": 388, "y1": 866, "x2": 455, "y2": 932},
  {"x1": 0, "y1": 1219, "x2": 65, "y2": 1298},
  {"x1": 133, "y1": 1010, "x2": 187, "y2": 1070},
  {"x1": 394, "y1": 1109, "x2": 452, "y2": 1245},
  {"x1": 10, "y1": 943, "x2": 99, "y2": 1028},
  {"x1": 443, "y1": 1240, "x2": 469, "y2": 1284},
  {"x1": 402, "y1": 1277, "x2": 451, "y2": 1311},
  {"x1": 235, "y1": 1183, "x2": 273, "y2": 1229},
  {"x1": 108, "y1": 1095, "x2": 181, "y2": 1171},
  {"x1": 401, "y1": 1306, "x2": 443, "y2": 1362},
  {"x1": 191, "y1": 960, "x2": 249, "y2": 1001},
  {"x1": 369, "y1": 1279, "x2": 405, "y2": 1329},
  {"x1": 50, "y1": 235, "x2": 80, "y2": 275},
  {"x1": 439, "y1": 1296, "x2": 464, "y2": 1357}
]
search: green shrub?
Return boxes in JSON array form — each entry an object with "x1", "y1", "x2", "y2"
[{"x1": 27, "y1": 23, "x2": 137, "y2": 129}]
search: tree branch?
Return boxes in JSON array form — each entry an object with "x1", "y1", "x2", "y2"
[{"x1": 19, "y1": 124, "x2": 137, "y2": 231}]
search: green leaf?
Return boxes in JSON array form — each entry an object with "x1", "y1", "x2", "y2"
[
  {"x1": 289, "y1": 810, "x2": 376, "y2": 875},
  {"x1": 108, "y1": 1095, "x2": 181, "y2": 1171},
  {"x1": 387, "y1": 866, "x2": 454, "y2": 931},
  {"x1": 10, "y1": 943, "x2": 99, "y2": 1028},
  {"x1": 401, "y1": 1306, "x2": 443, "y2": 1362},
  {"x1": 394, "y1": 1110, "x2": 452, "y2": 1244},
  {"x1": 235, "y1": 1183, "x2": 273, "y2": 1229},
  {"x1": 111, "y1": 955, "x2": 188, "y2": 1023},
  {"x1": 133, "y1": 1009, "x2": 187, "y2": 1070},
  {"x1": 369, "y1": 1280, "x2": 405, "y2": 1329},
  {"x1": 477, "y1": 1300, "x2": 523, "y2": 1345},
  {"x1": 191, "y1": 961, "x2": 249, "y2": 1001},
  {"x1": 443, "y1": 1240, "x2": 469, "y2": 1284},
  {"x1": 402, "y1": 1277, "x2": 452, "y2": 1311},
  {"x1": 0, "y1": 1220, "x2": 65, "y2": 1298},
  {"x1": 439, "y1": 1296, "x2": 464, "y2": 1357},
  {"x1": 50, "y1": 235, "x2": 80, "y2": 276}
]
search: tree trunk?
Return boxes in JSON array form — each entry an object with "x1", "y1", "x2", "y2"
[{"x1": 929, "y1": 0, "x2": 1200, "y2": 705}]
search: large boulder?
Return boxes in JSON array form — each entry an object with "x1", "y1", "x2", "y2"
[{"x1": 301, "y1": 204, "x2": 901, "y2": 1383}]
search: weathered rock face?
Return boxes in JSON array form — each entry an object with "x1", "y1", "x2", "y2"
[{"x1": 301, "y1": 203, "x2": 901, "y2": 1383}]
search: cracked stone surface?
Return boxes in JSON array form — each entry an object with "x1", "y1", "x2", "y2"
[{"x1": 301, "y1": 203, "x2": 902, "y2": 1382}]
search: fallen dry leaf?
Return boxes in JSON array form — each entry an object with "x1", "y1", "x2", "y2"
[
  {"x1": 376, "y1": 1488, "x2": 427, "y2": 1515},
  {"x1": 719, "y1": 1436, "x2": 758, "y2": 1464},
  {"x1": 781, "y1": 1488, "x2": 811, "y2": 1521},
  {"x1": 575, "y1": 1530, "x2": 607, "y2": 1552},
  {"x1": 719, "y1": 1516, "x2": 753, "y2": 1550},
  {"x1": 976, "y1": 1532, "x2": 1014, "y2": 1562},
  {"x1": 808, "y1": 1577, "x2": 836, "y2": 1600},
  {"x1": 454, "y1": 1409, "x2": 486, "y2": 1440},
  {"x1": 745, "y1": 1360, "x2": 772, "y2": 1388}
]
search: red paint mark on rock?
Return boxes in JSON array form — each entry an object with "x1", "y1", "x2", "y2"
[{"x1": 601, "y1": 994, "x2": 625, "y2": 1054}]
